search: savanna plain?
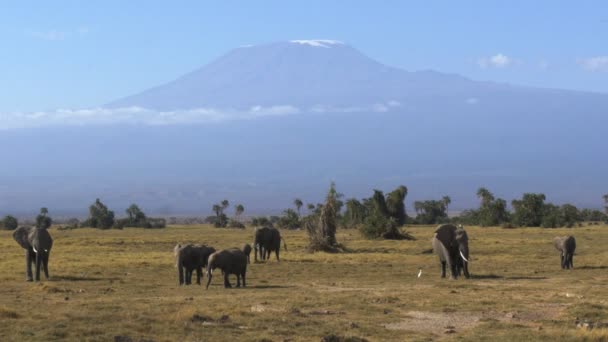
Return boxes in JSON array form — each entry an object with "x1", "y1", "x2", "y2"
[{"x1": 1, "y1": 225, "x2": 607, "y2": 341}]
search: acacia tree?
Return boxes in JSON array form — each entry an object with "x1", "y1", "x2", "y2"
[
  {"x1": 126, "y1": 204, "x2": 146, "y2": 226},
  {"x1": 294, "y1": 198, "x2": 303, "y2": 217},
  {"x1": 212, "y1": 201, "x2": 229, "y2": 228}
]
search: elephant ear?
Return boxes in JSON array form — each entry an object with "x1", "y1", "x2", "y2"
[
  {"x1": 13, "y1": 226, "x2": 33, "y2": 250},
  {"x1": 434, "y1": 224, "x2": 457, "y2": 249}
]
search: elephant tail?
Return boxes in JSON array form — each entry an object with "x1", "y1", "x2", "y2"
[{"x1": 282, "y1": 237, "x2": 287, "y2": 251}]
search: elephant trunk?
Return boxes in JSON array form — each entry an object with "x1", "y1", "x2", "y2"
[{"x1": 205, "y1": 265, "x2": 213, "y2": 289}]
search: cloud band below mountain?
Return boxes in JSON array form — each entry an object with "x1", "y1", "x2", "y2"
[{"x1": 0, "y1": 101, "x2": 401, "y2": 130}]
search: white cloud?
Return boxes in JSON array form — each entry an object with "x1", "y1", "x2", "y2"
[
  {"x1": 478, "y1": 53, "x2": 513, "y2": 68},
  {"x1": 466, "y1": 97, "x2": 479, "y2": 105},
  {"x1": 578, "y1": 56, "x2": 608, "y2": 72},
  {"x1": 27, "y1": 27, "x2": 89, "y2": 41},
  {"x1": 0, "y1": 102, "x2": 404, "y2": 130}
]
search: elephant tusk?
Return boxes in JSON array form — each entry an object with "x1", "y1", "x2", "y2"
[
  {"x1": 459, "y1": 250, "x2": 469, "y2": 263},
  {"x1": 33, "y1": 247, "x2": 38, "y2": 253}
]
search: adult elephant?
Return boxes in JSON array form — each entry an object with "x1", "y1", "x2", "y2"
[
  {"x1": 253, "y1": 227, "x2": 287, "y2": 262},
  {"x1": 13, "y1": 226, "x2": 53, "y2": 282},
  {"x1": 174, "y1": 244, "x2": 216, "y2": 285},
  {"x1": 431, "y1": 224, "x2": 470, "y2": 279},
  {"x1": 206, "y1": 248, "x2": 248, "y2": 289},
  {"x1": 554, "y1": 236, "x2": 576, "y2": 269}
]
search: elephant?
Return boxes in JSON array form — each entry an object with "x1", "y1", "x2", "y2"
[
  {"x1": 554, "y1": 236, "x2": 576, "y2": 269},
  {"x1": 432, "y1": 224, "x2": 470, "y2": 279},
  {"x1": 242, "y1": 243, "x2": 252, "y2": 264},
  {"x1": 13, "y1": 226, "x2": 53, "y2": 282},
  {"x1": 174, "y1": 244, "x2": 216, "y2": 285},
  {"x1": 254, "y1": 227, "x2": 287, "y2": 262},
  {"x1": 205, "y1": 248, "x2": 248, "y2": 289}
]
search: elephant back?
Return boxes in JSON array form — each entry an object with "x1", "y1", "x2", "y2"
[
  {"x1": 13, "y1": 226, "x2": 34, "y2": 250},
  {"x1": 434, "y1": 224, "x2": 457, "y2": 249}
]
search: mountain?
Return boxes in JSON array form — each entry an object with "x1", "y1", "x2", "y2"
[
  {"x1": 2, "y1": 40, "x2": 608, "y2": 216},
  {"x1": 108, "y1": 40, "x2": 488, "y2": 110}
]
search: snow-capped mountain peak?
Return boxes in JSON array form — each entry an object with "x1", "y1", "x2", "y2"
[{"x1": 289, "y1": 39, "x2": 344, "y2": 48}]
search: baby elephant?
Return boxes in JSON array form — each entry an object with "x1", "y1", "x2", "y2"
[
  {"x1": 206, "y1": 248, "x2": 248, "y2": 289},
  {"x1": 554, "y1": 236, "x2": 576, "y2": 269},
  {"x1": 242, "y1": 243, "x2": 252, "y2": 264},
  {"x1": 174, "y1": 244, "x2": 216, "y2": 285}
]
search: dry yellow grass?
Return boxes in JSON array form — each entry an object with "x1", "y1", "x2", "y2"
[{"x1": 1, "y1": 225, "x2": 607, "y2": 341}]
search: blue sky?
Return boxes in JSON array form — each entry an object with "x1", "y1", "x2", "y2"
[{"x1": 1, "y1": 0, "x2": 607, "y2": 112}]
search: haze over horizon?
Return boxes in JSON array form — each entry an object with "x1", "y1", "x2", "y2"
[{"x1": 1, "y1": 1, "x2": 607, "y2": 217}]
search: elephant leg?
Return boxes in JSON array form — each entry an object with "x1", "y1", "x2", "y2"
[
  {"x1": 242, "y1": 271, "x2": 246, "y2": 287},
  {"x1": 275, "y1": 249, "x2": 280, "y2": 262},
  {"x1": 35, "y1": 252, "x2": 41, "y2": 281},
  {"x1": 570, "y1": 254, "x2": 574, "y2": 269},
  {"x1": 440, "y1": 261, "x2": 446, "y2": 278},
  {"x1": 186, "y1": 269, "x2": 192, "y2": 285},
  {"x1": 236, "y1": 274, "x2": 241, "y2": 288},
  {"x1": 43, "y1": 253, "x2": 50, "y2": 279},
  {"x1": 449, "y1": 262, "x2": 458, "y2": 279},
  {"x1": 463, "y1": 262, "x2": 470, "y2": 279},
  {"x1": 178, "y1": 266, "x2": 184, "y2": 285},
  {"x1": 223, "y1": 273, "x2": 232, "y2": 288},
  {"x1": 25, "y1": 250, "x2": 34, "y2": 282},
  {"x1": 196, "y1": 267, "x2": 202, "y2": 285}
]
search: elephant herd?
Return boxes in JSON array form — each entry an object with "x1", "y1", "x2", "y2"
[
  {"x1": 431, "y1": 224, "x2": 577, "y2": 279},
  {"x1": 10, "y1": 223, "x2": 577, "y2": 285},
  {"x1": 173, "y1": 226, "x2": 286, "y2": 289}
]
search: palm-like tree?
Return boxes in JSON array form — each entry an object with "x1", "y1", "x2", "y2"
[
  {"x1": 442, "y1": 196, "x2": 451, "y2": 215},
  {"x1": 235, "y1": 204, "x2": 244, "y2": 221},
  {"x1": 294, "y1": 198, "x2": 303, "y2": 217},
  {"x1": 476, "y1": 187, "x2": 494, "y2": 207}
]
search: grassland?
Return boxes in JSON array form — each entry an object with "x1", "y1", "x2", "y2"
[{"x1": 1, "y1": 224, "x2": 607, "y2": 341}]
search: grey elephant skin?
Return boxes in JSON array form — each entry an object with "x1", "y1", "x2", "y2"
[
  {"x1": 254, "y1": 227, "x2": 287, "y2": 262},
  {"x1": 13, "y1": 226, "x2": 53, "y2": 282},
  {"x1": 242, "y1": 243, "x2": 252, "y2": 264},
  {"x1": 206, "y1": 248, "x2": 247, "y2": 289},
  {"x1": 174, "y1": 244, "x2": 216, "y2": 285},
  {"x1": 432, "y1": 224, "x2": 470, "y2": 279},
  {"x1": 554, "y1": 236, "x2": 576, "y2": 269}
]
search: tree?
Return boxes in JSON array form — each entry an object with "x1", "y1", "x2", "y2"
[
  {"x1": 386, "y1": 185, "x2": 408, "y2": 225},
  {"x1": 414, "y1": 200, "x2": 448, "y2": 225},
  {"x1": 294, "y1": 198, "x2": 303, "y2": 217},
  {"x1": 1, "y1": 215, "x2": 18, "y2": 230},
  {"x1": 212, "y1": 200, "x2": 229, "y2": 227},
  {"x1": 36, "y1": 207, "x2": 52, "y2": 229},
  {"x1": 277, "y1": 208, "x2": 300, "y2": 229},
  {"x1": 604, "y1": 194, "x2": 608, "y2": 215},
  {"x1": 511, "y1": 193, "x2": 546, "y2": 227},
  {"x1": 307, "y1": 203, "x2": 315, "y2": 213},
  {"x1": 360, "y1": 189, "x2": 413, "y2": 239},
  {"x1": 344, "y1": 198, "x2": 367, "y2": 227},
  {"x1": 126, "y1": 204, "x2": 146, "y2": 225},
  {"x1": 442, "y1": 196, "x2": 451, "y2": 216},
  {"x1": 83, "y1": 198, "x2": 115, "y2": 229},
  {"x1": 235, "y1": 204, "x2": 244, "y2": 222},
  {"x1": 304, "y1": 182, "x2": 342, "y2": 251},
  {"x1": 477, "y1": 187, "x2": 495, "y2": 207}
]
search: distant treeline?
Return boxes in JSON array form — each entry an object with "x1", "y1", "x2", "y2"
[{"x1": 1, "y1": 187, "x2": 607, "y2": 236}]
